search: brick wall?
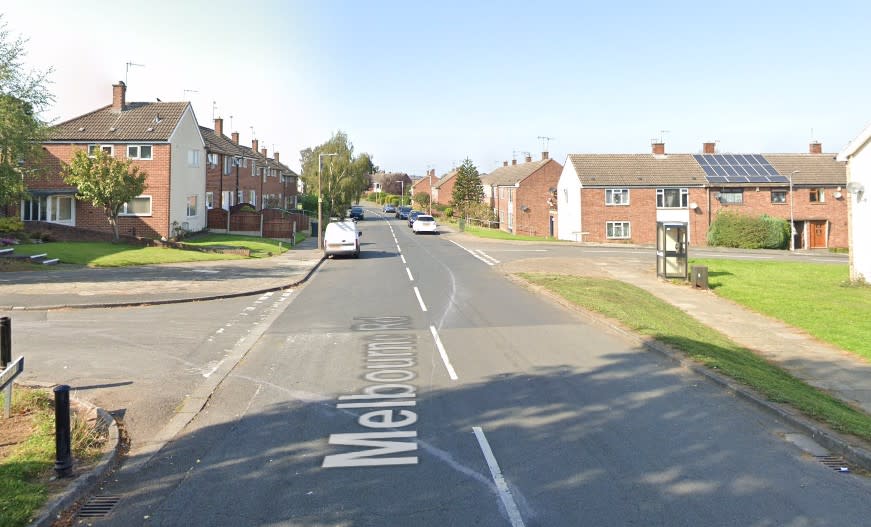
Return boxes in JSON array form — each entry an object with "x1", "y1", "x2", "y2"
[
  {"x1": 514, "y1": 159, "x2": 562, "y2": 237},
  {"x1": 434, "y1": 175, "x2": 457, "y2": 206},
  {"x1": 30, "y1": 143, "x2": 172, "y2": 239}
]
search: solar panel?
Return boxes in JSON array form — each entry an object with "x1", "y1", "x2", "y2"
[{"x1": 693, "y1": 153, "x2": 788, "y2": 184}]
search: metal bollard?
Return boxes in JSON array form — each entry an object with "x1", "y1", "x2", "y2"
[
  {"x1": 1, "y1": 317, "x2": 10, "y2": 368},
  {"x1": 53, "y1": 385, "x2": 73, "y2": 478}
]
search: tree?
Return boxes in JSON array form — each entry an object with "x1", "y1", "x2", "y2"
[
  {"x1": 299, "y1": 131, "x2": 374, "y2": 217},
  {"x1": 451, "y1": 158, "x2": 484, "y2": 218},
  {"x1": 0, "y1": 16, "x2": 54, "y2": 209},
  {"x1": 62, "y1": 149, "x2": 147, "y2": 241},
  {"x1": 413, "y1": 191, "x2": 430, "y2": 209}
]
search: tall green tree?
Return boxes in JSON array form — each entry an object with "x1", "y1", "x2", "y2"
[
  {"x1": 0, "y1": 17, "x2": 54, "y2": 208},
  {"x1": 299, "y1": 131, "x2": 374, "y2": 217},
  {"x1": 62, "y1": 149, "x2": 147, "y2": 241},
  {"x1": 451, "y1": 158, "x2": 484, "y2": 218}
]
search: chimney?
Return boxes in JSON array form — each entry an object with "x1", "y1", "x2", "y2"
[
  {"x1": 503, "y1": 161, "x2": 508, "y2": 167},
  {"x1": 274, "y1": 152, "x2": 280, "y2": 163},
  {"x1": 261, "y1": 147, "x2": 267, "y2": 157},
  {"x1": 214, "y1": 118, "x2": 223, "y2": 137},
  {"x1": 512, "y1": 159, "x2": 517, "y2": 165},
  {"x1": 703, "y1": 142, "x2": 716, "y2": 154},
  {"x1": 112, "y1": 81, "x2": 126, "y2": 112},
  {"x1": 652, "y1": 142, "x2": 665, "y2": 155},
  {"x1": 809, "y1": 141, "x2": 822, "y2": 154},
  {"x1": 541, "y1": 151, "x2": 549, "y2": 160},
  {"x1": 252, "y1": 139, "x2": 259, "y2": 154},
  {"x1": 525, "y1": 154, "x2": 532, "y2": 163},
  {"x1": 231, "y1": 132, "x2": 239, "y2": 144}
]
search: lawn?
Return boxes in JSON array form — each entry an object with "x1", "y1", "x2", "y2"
[
  {"x1": 518, "y1": 273, "x2": 871, "y2": 442},
  {"x1": 691, "y1": 259, "x2": 870, "y2": 360},
  {"x1": 447, "y1": 220, "x2": 557, "y2": 242},
  {"x1": 5, "y1": 233, "x2": 301, "y2": 268}
]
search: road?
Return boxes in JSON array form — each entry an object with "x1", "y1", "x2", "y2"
[{"x1": 83, "y1": 209, "x2": 870, "y2": 526}]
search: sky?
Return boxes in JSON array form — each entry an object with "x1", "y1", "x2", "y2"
[{"x1": 4, "y1": 0, "x2": 871, "y2": 176}]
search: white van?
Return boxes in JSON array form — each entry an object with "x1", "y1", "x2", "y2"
[{"x1": 323, "y1": 220, "x2": 361, "y2": 258}]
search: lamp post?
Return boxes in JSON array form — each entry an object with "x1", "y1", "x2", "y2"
[
  {"x1": 233, "y1": 156, "x2": 242, "y2": 208},
  {"x1": 789, "y1": 169, "x2": 800, "y2": 252},
  {"x1": 400, "y1": 179, "x2": 404, "y2": 206},
  {"x1": 318, "y1": 153, "x2": 338, "y2": 252},
  {"x1": 428, "y1": 168, "x2": 433, "y2": 215}
]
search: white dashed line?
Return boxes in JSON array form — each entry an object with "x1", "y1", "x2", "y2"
[
  {"x1": 401, "y1": 255, "x2": 407, "y2": 264},
  {"x1": 414, "y1": 287, "x2": 428, "y2": 312},
  {"x1": 473, "y1": 427, "x2": 525, "y2": 527},
  {"x1": 406, "y1": 267, "x2": 414, "y2": 281},
  {"x1": 429, "y1": 325, "x2": 457, "y2": 380},
  {"x1": 396, "y1": 245, "x2": 402, "y2": 254},
  {"x1": 449, "y1": 240, "x2": 497, "y2": 266}
]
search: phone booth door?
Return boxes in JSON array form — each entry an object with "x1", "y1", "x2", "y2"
[{"x1": 657, "y1": 222, "x2": 688, "y2": 279}]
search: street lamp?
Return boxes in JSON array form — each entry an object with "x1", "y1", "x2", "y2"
[
  {"x1": 400, "y1": 179, "x2": 404, "y2": 206},
  {"x1": 318, "y1": 152, "x2": 338, "y2": 251},
  {"x1": 428, "y1": 168, "x2": 433, "y2": 214},
  {"x1": 789, "y1": 169, "x2": 800, "y2": 252}
]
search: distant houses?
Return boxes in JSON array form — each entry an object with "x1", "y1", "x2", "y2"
[{"x1": 18, "y1": 81, "x2": 298, "y2": 240}]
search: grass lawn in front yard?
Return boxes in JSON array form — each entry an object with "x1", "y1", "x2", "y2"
[
  {"x1": 446, "y1": 220, "x2": 557, "y2": 242},
  {"x1": 518, "y1": 273, "x2": 871, "y2": 442},
  {"x1": 691, "y1": 259, "x2": 870, "y2": 360},
  {"x1": 10, "y1": 242, "x2": 244, "y2": 267},
  {"x1": 181, "y1": 233, "x2": 291, "y2": 258}
]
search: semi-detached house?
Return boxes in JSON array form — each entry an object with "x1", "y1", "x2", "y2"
[
  {"x1": 482, "y1": 152, "x2": 562, "y2": 237},
  {"x1": 24, "y1": 81, "x2": 206, "y2": 240},
  {"x1": 557, "y1": 141, "x2": 847, "y2": 249}
]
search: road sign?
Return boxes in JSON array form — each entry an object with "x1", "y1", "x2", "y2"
[{"x1": 0, "y1": 356, "x2": 23, "y2": 390}]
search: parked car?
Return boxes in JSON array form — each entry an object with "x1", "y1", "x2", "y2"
[
  {"x1": 383, "y1": 204, "x2": 396, "y2": 213},
  {"x1": 397, "y1": 206, "x2": 412, "y2": 219},
  {"x1": 323, "y1": 220, "x2": 361, "y2": 258},
  {"x1": 407, "y1": 210, "x2": 422, "y2": 227},
  {"x1": 412, "y1": 214, "x2": 438, "y2": 234},
  {"x1": 349, "y1": 206, "x2": 364, "y2": 221}
]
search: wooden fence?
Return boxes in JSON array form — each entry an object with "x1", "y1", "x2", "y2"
[{"x1": 207, "y1": 207, "x2": 310, "y2": 239}]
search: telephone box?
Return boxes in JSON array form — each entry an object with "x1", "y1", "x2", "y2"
[{"x1": 656, "y1": 222, "x2": 688, "y2": 279}]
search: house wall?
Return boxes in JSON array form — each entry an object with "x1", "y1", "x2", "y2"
[
  {"x1": 434, "y1": 176, "x2": 457, "y2": 206},
  {"x1": 514, "y1": 159, "x2": 562, "y2": 237},
  {"x1": 411, "y1": 177, "x2": 433, "y2": 208},
  {"x1": 168, "y1": 107, "x2": 206, "y2": 235},
  {"x1": 847, "y1": 142, "x2": 871, "y2": 280},
  {"x1": 35, "y1": 143, "x2": 172, "y2": 239},
  {"x1": 205, "y1": 152, "x2": 228, "y2": 210},
  {"x1": 557, "y1": 161, "x2": 582, "y2": 240}
]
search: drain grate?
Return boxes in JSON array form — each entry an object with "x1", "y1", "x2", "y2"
[
  {"x1": 77, "y1": 495, "x2": 121, "y2": 518},
  {"x1": 815, "y1": 455, "x2": 851, "y2": 473}
]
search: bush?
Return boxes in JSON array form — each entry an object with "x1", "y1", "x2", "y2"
[
  {"x1": 444, "y1": 207, "x2": 453, "y2": 218},
  {"x1": 0, "y1": 217, "x2": 26, "y2": 238},
  {"x1": 707, "y1": 211, "x2": 789, "y2": 249}
]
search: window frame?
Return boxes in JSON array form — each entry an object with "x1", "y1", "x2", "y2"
[
  {"x1": 605, "y1": 188, "x2": 630, "y2": 206},
  {"x1": 187, "y1": 149, "x2": 200, "y2": 168},
  {"x1": 186, "y1": 195, "x2": 198, "y2": 217},
  {"x1": 88, "y1": 144, "x2": 114, "y2": 157},
  {"x1": 119, "y1": 195, "x2": 153, "y2": 216},
  {"x1": 606, "y1": 221, "x2": 631, "y2": 239},
  {"x1": 719, "y1": 189, "x2": 744, "y2": 205},
  {"x1": 656, "y1": 188, "x2": 688, "y2": 208},
  {"x1": 809, "y1": 188, "x2": 825, "y2": 203},
  {"x1": 206, "y1": 192, "x2": 214, "y2": 209},
  {"x1": 127, "y1": 144, "x2": 153, "y2": 160},
  {"x1": 771, "y1": 190, "x2": 787, "y2": 204}
]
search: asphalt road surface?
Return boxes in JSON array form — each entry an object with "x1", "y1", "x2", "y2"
[{"x1": 86, "y1": 210, "x2": 871, "y2": 526}]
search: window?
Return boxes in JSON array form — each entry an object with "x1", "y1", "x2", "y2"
[
  {"x1": 88, "y1": 144, "x2": 113, "y2": 157},
  {"x1": 21, "y1": 196, "x2": 47, "y2": 221},
  {"x1": 127, "y1": 145, "x2": 152, "y2": 160},
  {"x1": 656, "y1": 188, "x2": 688, "y2": 208},
  {"x1": 120, "y1": 196, "x2": 152, "y2": 216},
  {"x1": 186, "y1": 195, "x2": 198, "y2": 217},
  {"x1": 606, "y1": 221, "x2": 630, "y2": 239},
  {"x1": 771, "y1": 190, "x2": 787, "y2": 204},
  {"x1": 810, "y1": 188, "x2": 825, "y2": 203},
  {"x1": 207, "y1": 153, "x2": 218, "y2": 167},
  {"x1": 224, "y1": 157, "x2": 232, "y2": 175},
  {"x1": 606, "y1": 189, "x2": 630, "y2": 205},
  {"x1": 49, "y1": 196, "x2": 73, "y2": 222},
  {"x1": 249, "y1": 190, "x2": 256, "y2": 204},
  {"x1": 719, "y1": 189, "x2": 744, "y2": 204},
  {"x1": 206, "y1": 192, "x2": 214, "y2": 209},
  {"x1": 187, "y1": 149, "x2": 200, "y2": 168}
]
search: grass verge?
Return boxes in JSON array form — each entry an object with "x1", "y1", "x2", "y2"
[
  {"x1": 691, "y1": 259, "x2": 870, "y2": 360},
  {"x1": 0, "y1": 386, "x2": 106, "y2": 527},
  {"x1": 446, "y1": 221, "x2": 557, "y2": 242},
  {"x1": 518, "y1": 273, "x2": 871, "y2": 442}
]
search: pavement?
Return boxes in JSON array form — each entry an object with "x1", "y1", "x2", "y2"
[{"x1": 5, "y1": 225, "x2": 871, "y2": 524}]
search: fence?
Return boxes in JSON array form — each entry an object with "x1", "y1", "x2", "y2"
[{"x1": 207, "y1": 207, "x2": 310, "y2": 239}]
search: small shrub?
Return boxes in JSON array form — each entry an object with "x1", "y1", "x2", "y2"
[
  {"x1": 444, "y1": 207, "x2": 453, "y2": 218},
  {"x1": 0, "y1": 217, "x2": 26, "y2": 237},
  {"x1": 708, "y1": 211, "x2": 789, "y2": 249}
]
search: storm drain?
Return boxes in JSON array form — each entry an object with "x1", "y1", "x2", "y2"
[
  {"x1": 815, "y1": 455, "x2": 851, "y2": 473},
  {"x1": 77, "y1": 495, "x2": 121, "y2": 518}
]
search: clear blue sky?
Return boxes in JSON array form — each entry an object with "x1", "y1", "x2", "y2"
[{"x1": 5, "y1": 0, "x2": 871, "y2": 175}]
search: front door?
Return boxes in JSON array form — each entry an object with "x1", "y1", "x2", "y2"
[{"x1": 809, "y1": 220, "x2": 827, "y2": 249}]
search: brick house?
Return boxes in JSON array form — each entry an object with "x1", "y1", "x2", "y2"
[
  {"x1": 201, "y1": 117, "x2": 244, "y2": 211},
  {"x1": 410, "y1": 169, "x2": 436, "y2": 209},
  {"x1": 482, "y1": 152, "x2": 563, "y2": 237},
  {"x1": 431, "y1": 169, "x2": 458, "y2": 206},
  {"x1": 557, "y1": 141, "x2": 847, "y2": 248},
  {"x1": 838, "y1": 123, "x2": 871, "y2": 281},
  {"x1": 23, "y1": 81, "x2": 206, "y2": 239}
]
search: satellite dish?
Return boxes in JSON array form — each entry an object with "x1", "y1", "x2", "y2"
[
  {"x1": 833, "y1": 191, "x2": 843, "y2": 199},
  {"x1": 846, "y1": 181, "x2": 865, "y2": 194}
]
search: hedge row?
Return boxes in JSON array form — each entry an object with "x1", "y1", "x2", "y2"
[{"x1": 707, "y1": 211, "x2": 789, "y2": 249}]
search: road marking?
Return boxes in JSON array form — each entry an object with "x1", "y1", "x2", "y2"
[
  {"x1": 473, "y1": 427, "x2": 525, "y2": 527},
  {"x1": 401, "y1": 255, "x2": 407, "y2": 264},
  {"x1": 476, "y1": 250, "x2": 500, "y2": 265},
  {"x1": 429, "y1": 325, "x2": 457, "y2": 380},
  {"x1": 183, "y1": 269, "x2": 220, "y2": 274},
  {"x1": 396, "y1": 244, "x2": 402, "y2": 254},
  {"x1": 487, "y1": 249, "x2": 548, "y2": 253},
  {"x1": 202, "y1": 359, "x2": 226, "y2": 378},
  {"x1": 450, "y1": 240, "x2": 499, "y2": 265},
  {"x1": 406, "y1": 267, "x2": 414, "y2": 281},
  {"x1": 414, "y1": 286, "x2": 428, "y2": 311}
]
